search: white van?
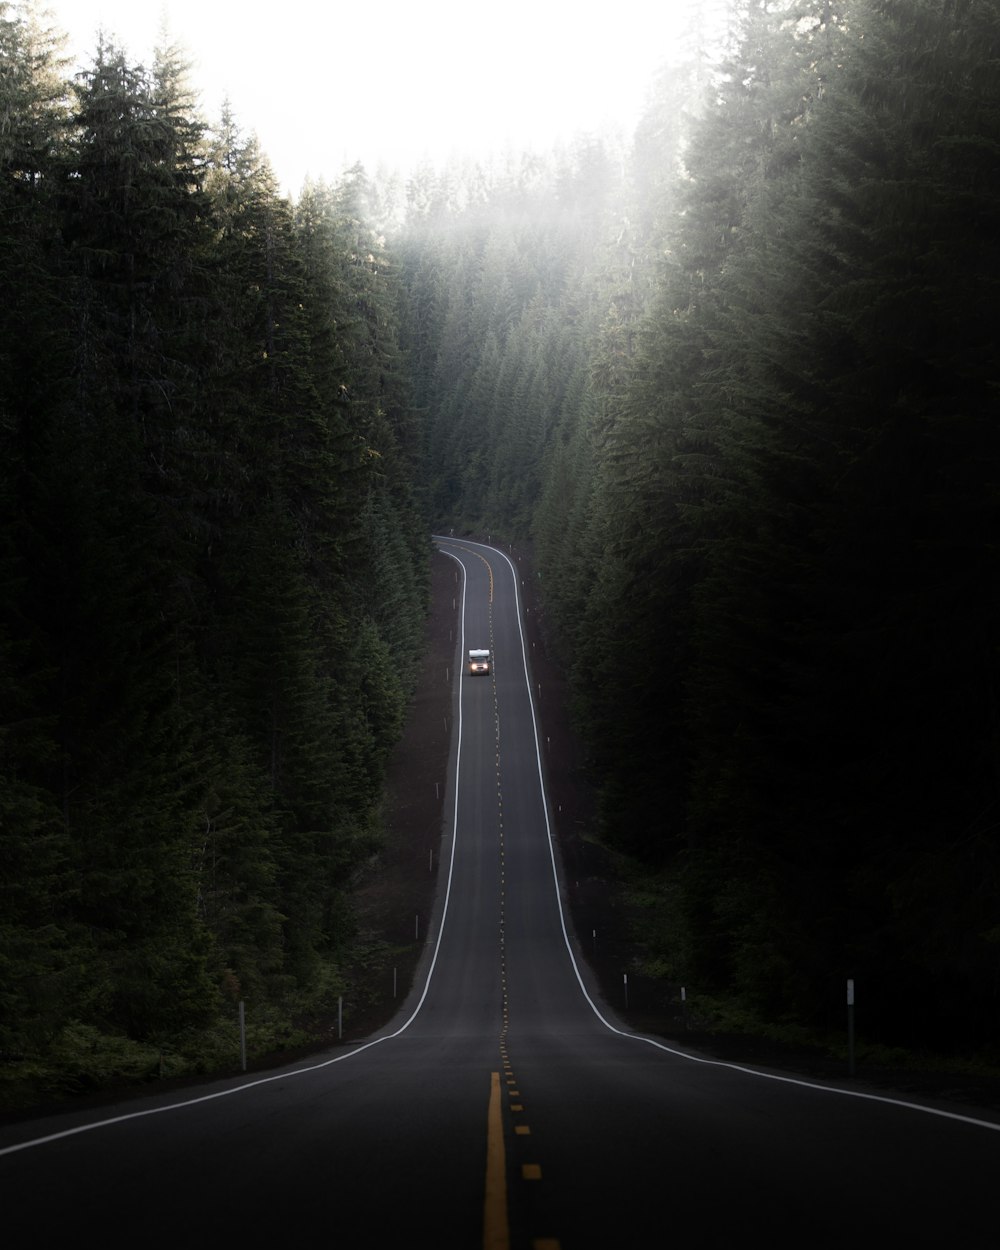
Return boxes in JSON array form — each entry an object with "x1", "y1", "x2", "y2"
[{"x1": 468, "y1": 649, "x2": 491, "y2": 675}]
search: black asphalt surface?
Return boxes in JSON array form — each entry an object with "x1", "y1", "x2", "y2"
[{"x1": 2, "y1": 538, "x2": 998, "y2": 1248}]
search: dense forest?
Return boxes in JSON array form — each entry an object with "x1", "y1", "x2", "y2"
[
  {"x1": 2, "y1": 0, "x2": 999, "y2": 1106},
  {"x1": 0, "y1": 2, "x2": 427, "y2": 1100},
  {"x1": 396, "y1": 0, "x2": 1000, "y2": 1057}
]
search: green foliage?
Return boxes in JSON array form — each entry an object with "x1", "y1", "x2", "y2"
[
  {"x1": 395, "y1": 139, "x2": 624, "y2": 536},
  {"x1": 5, "y1": 0, "x2": 1000, "y2": 1100},
  {"x1": 572, "y1": 0, "x2": 1000, "y2": 1047},
  {"x1": 0, "y1": 5, "x2": 429, "y2": 1105},
  {"x1": 396, "y1": 0, "x2": 1000, "y2": 1055}
]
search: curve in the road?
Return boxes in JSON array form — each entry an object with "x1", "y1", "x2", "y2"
[
  {"x1": 4, "y1": 538, "x2": 999, "y2": 1164},
  {"x1": 437, "y1": 538, "x2": 1000, "y2": 1138}
]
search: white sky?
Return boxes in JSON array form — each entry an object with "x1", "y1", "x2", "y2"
[{"x1": 40, "y1": 0, "x2": 705, "y2": 197}]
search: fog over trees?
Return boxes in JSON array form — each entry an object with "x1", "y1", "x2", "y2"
[{"x1": 2, "y1": 0, "x2": 998, "y2": 1101}]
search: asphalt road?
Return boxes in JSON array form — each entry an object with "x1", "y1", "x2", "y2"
[{"x1": 2, "y1": 537, "x2": 998, "y2": 1248}]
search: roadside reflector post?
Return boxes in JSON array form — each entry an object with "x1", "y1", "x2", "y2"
[
  {"x1": 681, "y1": 986, "x2": 688, "y2": 1030},
  {"x1": 338, "y1": 996, "x2": 343, "y2": 1040},
  {"x1": 847, "y1": 979, "x2": 856, "y2": 1076},
  {"x1": 624, "y1": 973, "x2": 629, "y2": 1010},
  {"x1": 239, "y1": 1000, "x2": 247, "y2": 1071}
]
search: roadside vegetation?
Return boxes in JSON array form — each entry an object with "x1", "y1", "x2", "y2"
[
  {"x1": 396, "y1": 0, "x2": 1000, "y2": 1070},
  {"x1": 3, "y1": 0, "x2": 999, "y2": 1110}
]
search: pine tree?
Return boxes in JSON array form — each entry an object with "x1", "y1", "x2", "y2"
[{"x1": 1, "y1": 3, "x2": 98, "y2": 1049}]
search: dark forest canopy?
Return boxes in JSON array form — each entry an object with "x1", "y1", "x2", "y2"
[
  {"x1": 1, "y1": 2, "x2": 427, "y2": 1095},
  {"x1": 395, "y1": 0, "x2": 1000, "y2": 1054},
  {"x1": 2, "y1": 0, "x2": 1000, "y2": 1104}
]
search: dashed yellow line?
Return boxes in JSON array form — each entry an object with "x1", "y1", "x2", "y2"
[{"x1": 454, "y1": 541, "x2": 557, "y2": 1250}]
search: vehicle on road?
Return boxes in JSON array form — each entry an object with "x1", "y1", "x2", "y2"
[{"x1": 468, "y1": 648, "x2": 490, "y2": 675}]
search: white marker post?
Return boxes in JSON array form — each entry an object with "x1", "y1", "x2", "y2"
[{"x1": 847, "y1": 978, "x2": 856, "y2": 1076}]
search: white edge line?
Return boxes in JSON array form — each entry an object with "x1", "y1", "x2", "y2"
[
  {"x1": 452, "y1": 538, "x2": 1000, "y2": 1138},
  {"x1": 4, "y1": 539, "x2": 998, "y2": 1153},
  {"x1": 0, "y1": 549, "x2": 474, "y2": 1159}
]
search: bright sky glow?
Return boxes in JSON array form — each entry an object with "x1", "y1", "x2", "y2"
[{"x1": 40, "y1": 0, "x2": 708, "y2": 196}]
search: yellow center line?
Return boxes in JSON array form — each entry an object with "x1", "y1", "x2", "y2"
[{"x1": 484, "y1": 1071, "x2": 509, "y2": 1250}]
